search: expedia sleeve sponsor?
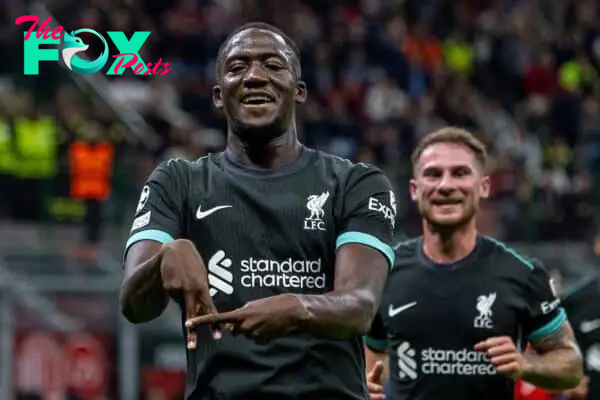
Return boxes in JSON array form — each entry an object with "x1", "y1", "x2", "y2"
[
  {"x1": 335, "y1": 165, "x2": 396, "y2": 268},
  {"x1": 521, "y1": 261, "x2": 567, "y2": 343},
  {"x1": 124, "y1": 159, "x2": 186, "y2": 256}
]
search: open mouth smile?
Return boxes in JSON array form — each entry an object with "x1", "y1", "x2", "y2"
[{"x1": 240, "y1": 93, "x2": 276, "y2": 105}]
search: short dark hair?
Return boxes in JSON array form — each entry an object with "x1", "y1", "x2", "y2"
[
  {"x1": 215, "y1": 22, "x2": 302, "y2": 80},
  {"x1": 411, "y1": 126, "x2": 488, "y2": 170}
]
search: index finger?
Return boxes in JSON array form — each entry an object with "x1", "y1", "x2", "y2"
[
  {"x1": 185, "y1": 309, "x2": 243, "y2": 328},
  {"x1": 196, "y1": 285, "x2": 221, "y2": 339},
  {"x1": 367, "y1": 361, "x2": 384, "y2": 381},
  {"x1": 474, "y1": 336, "x2": 510, "y2": 351},
  {"x1": 198, "y1": 282, "x2": 218, "y2": 315},
  {"x1": 184, "y1": 292, "x2": 199, "y2": 349},
  {"x1": 484, "y1": 336, "x2": 512, "y2": 347},
  {"x1": 474, "y1": 341, "x2": 488, "y2": 351}
]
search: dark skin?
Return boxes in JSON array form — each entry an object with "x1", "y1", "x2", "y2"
[
  {"x1": 185, "y1": 28, "x2": 389, "y2": 341},
  {"x1": 121, "y1": 239, "x2": 220, "y2": 349},
  {"x1": 187, "y1": 243, "x2": 389, "y2": 342},
  {"x1": 122, "y1": 27, "x2": 389, "y2": 347},
  {"x1": 214, "y1": 27, "x2": 306, "y2": 168}
]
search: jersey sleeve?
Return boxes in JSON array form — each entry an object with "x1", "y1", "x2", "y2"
[
  {"x1": 124, "y1": 159, "x2": 187, "y2": 256},
  {"x1": 521, "y1": 260, "x2": 567, "y2": 344},
  {"x1": 365, "y1": 311, "x2": 388, "y2": 353},
  {"x1": 336, "y1": 164, "x2": 396, "y2": 268}
]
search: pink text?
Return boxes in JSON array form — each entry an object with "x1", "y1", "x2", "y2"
[
  {"x1": 112, "y1": 53, "x2": 172, "y2": 75},
  {"x1": 15, "y1": 15, "x2": 64, "y2": 41}
]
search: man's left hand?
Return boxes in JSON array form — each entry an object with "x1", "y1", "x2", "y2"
[
  {"x1": 475, "y1": 336, "x2": 532, "y2": 378},
  {"x1": 185, "y1": 294, "x2": 307, "y2": 344}
]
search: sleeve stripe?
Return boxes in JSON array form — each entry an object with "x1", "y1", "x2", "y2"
[
  {"x1": 364, "y1": 336, "x2": 388, "y2": 352},
  {"x1": 336, "y1": 231, "x2": 395, "y2": 268},
  {"x1": 484, "y1": 236, "x2": 534, "y2": 270},
  {"x1": 528, "y1": 308, "x2": 567, "y2": 343},
  {"x1": 125, "y1": 229, "x2": 175, "y2": 251}
]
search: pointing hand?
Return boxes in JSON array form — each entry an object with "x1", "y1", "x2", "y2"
[
  {"x1": 185, "y1": 294, "x2": 306, "y2": 344},
  {"x1": 160, "y1": 239, "x2": 220, "y2": 349}
]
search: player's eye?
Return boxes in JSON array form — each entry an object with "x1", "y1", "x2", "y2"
[
  {"x1": 227, "y1": 63, "x2": 246, "y2": 73},
  {"x1": 265, "y1": 63, "x2": 284, "y2": 71},
  {"x1": 423, "y1": 169, "x2": 441, "y2": 178},
  {"x1": 453, "y1": 167, "x2": 471, "y2": 177}
]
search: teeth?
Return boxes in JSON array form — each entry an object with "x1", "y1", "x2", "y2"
[
  {"x1": 433, "y1": 200, "x2": 461, "y2": 204},
  {"x1": 242, "y1": 95, "x2": 272, "y2": 104}
]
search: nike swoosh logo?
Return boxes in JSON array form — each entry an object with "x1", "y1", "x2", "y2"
[
  {"x1": 580, "y1": 319, "x2": 600, "y2": 334},
  {"x1": 196, "y1": 205, "x2": 232, "y2": 219},
  {"x1": 389, "y1": 301, "x2": 417, "y2": 317}
]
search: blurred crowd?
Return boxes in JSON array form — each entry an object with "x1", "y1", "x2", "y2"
[{"x1": 1, "y1": 0, "x2": 600, "y2": 245}]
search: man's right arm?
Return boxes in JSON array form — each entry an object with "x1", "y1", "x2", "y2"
[
  {"x1": 122, "y1": 242, "x2": 168, "y2": 323},
  {"x1": 121, "y1": 160, "x2": 185, "y2": 323}
]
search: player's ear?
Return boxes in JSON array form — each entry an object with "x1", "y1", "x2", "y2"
[
  {"x1": 479, "y1": 175, "x2": 490, "y2": 199},
  {"x1": 409, "y1": 178, "x2": 419, "y2": 202},
  {"x1": 295, "y1": 80, "x2": 307, "y2": 104},
  {"x1": 212, "y1": 85, "x2": 223, "y2": 110}
]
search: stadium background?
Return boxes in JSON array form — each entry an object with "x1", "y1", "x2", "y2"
[{"x1": 1, "y1": 0, "x2": 599, "y2": 398}]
